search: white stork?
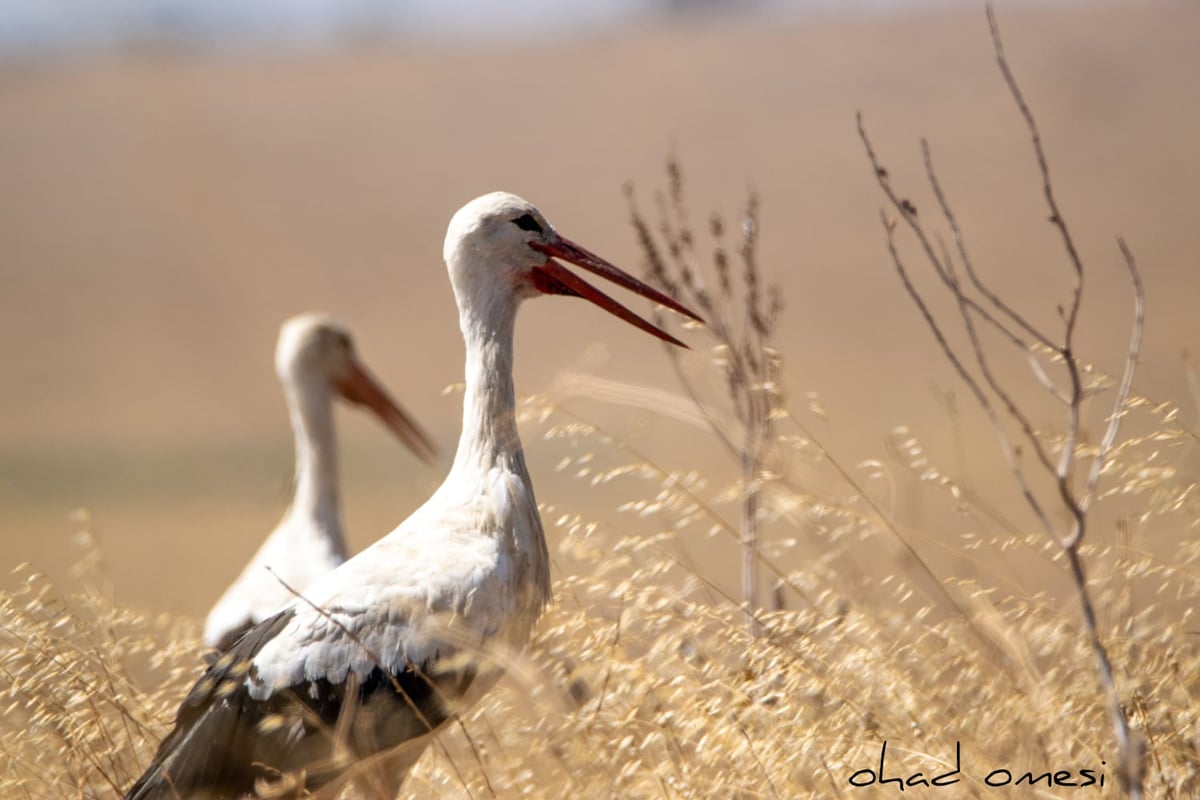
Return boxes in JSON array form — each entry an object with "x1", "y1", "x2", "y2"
[
  {"x1": 125, "y1": 193, "x2": 701, "y2": 799},
  {"x1": 204, "y1": 313, "x2": 438, "y2": 652}
]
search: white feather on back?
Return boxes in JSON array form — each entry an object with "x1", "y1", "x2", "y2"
[{"x1": 247, "y1": 463, "x2": 548, "y2": 700}]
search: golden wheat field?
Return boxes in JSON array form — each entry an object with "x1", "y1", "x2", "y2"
[{"x1": 1, "y1": 1, "x2": 1198, "y2": 797}]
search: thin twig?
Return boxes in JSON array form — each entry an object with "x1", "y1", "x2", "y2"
[
  {"x1": 1079, "y1": 239, "x2": 1145, "y2": 518},
  {"x1": 857, "y1": 113, "x2": 1037, "y2": 352},
  {"x1": 987, "y1": 5, "x2": 1085, "y2": 337},
  {"x1": 874, "y1": 207, "x2": 1057, "y2": 536},
  {"x1": 922, "y1": 139, "x2": 1051, "y2": 350}
]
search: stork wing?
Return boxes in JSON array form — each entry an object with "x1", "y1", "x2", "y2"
[
  {"x1": 125, "y1": 531, "x2": 508, "y2": 800},
  {"x1": 126, "y1": 604, "x2": 477, "y2": 799},
  {"x1": 125, "y1": 609, "x2": 298, "y2": 799}
]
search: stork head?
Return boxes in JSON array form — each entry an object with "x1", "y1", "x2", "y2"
[
  {"x1": 275, "y1": 313, "x2": 437, "y2": 463},
  {"x1": 443, "y1": 192, "x2": 703, "y2": 346}
]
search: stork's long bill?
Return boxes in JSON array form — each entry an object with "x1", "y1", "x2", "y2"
[
  {"x1": 529, "y1": 235, "x2": 704, "y2": 347},
  {"x1": 334, "y1": 357, "x2": 438, "y2": 464}
]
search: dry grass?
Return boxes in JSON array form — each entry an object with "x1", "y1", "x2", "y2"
[
  {"x1": 0, "y1": 521, "x2": 200, "y2": 798},
  {"x1": 2, "y1": 389, "x2": 1198, "y2": 797},
  {"x1": 3, "y1": 167, "x2": 1199, "y2": 796}
]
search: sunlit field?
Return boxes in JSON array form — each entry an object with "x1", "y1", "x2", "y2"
[{"x1": 1, "y1": 3, "x2": 1198, "y2": 798}]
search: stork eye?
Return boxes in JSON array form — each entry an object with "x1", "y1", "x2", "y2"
[{"x1": 512, "y1": 213, "x2": 544, "y2": 234}]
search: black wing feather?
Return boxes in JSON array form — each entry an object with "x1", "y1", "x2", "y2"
[
  {"x1": 206, "y1": 618, "x2": 255, "y2": 657},
  {"x1": 124, "y1": 609, "x2": 295, "y2": 800},
  {"x1": 125, "y1": 609, "x2": 475, "y2": 799}
]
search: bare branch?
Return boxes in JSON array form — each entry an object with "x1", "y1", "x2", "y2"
[
  {"x1": 921, "y1": 139, "x2": 1053, "y2": 350},
  {"x1": 1063, "y1": 546, "x2": 1145, "y2": 795},
  {"x1": 876, "y1": 208, "x2": 1057, "y2": 537},
  {"x1": 927, "y1": 176, "x2": 1063, "y2": 483},
  {"x1": 1079, "y1": 239, "x2": 1146, "y2": 518},
  {"x1": 858, "y1": 7, "x2": 1148, "y2": 796},
  {"x1": 987, "y1": 4, "x2": 1086, "y2": 341},
  {"x1": 1026, "y1": 350, "x2": 1072, "y2": 404},
  {"x1": 857, "y1": 112, "x2": 1036, "y2": 352}
]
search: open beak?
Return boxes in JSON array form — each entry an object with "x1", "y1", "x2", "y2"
[
  {"x1": 334, "y1": 359, "x2": 438, "y2": 465},
  {"x1": 529, "y1": 235, "x2": 704, "y2": 347}
]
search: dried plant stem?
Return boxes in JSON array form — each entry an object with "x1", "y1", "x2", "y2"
[
  {"x1": 742, "y1": 421, "x2": 762, "y2": 633},
  {"x1": 548, "y1": 402, "x2": 818, "y2": 612},
  {"x1": 857, "y1": 5, "x2": 1146, "y2": 796},
  {"x1": 626, "y1": 174, "x2": 783, "y2": 633}
]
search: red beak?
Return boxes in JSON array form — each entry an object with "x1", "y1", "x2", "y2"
[
  {"x1": 529, "y1": 235, "x2": 704, "y2": 348},
  {"x1": 334, "y1": 359, "x2": 438, "y2": 465}
]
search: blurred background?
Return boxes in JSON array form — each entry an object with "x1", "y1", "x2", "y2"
[{"x1": 1, "y1": 0, "x2": 1197, "y2": 615}]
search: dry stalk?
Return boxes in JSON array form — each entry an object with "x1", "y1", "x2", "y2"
[
  {"x1": 856, "y1": 5, "x2": 1146, "y2": 796},
  {"x1": 624, "y1": 163, "x2": 784, "y2": 635}
]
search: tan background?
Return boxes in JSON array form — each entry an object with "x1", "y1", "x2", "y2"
[{"x1": 2, "y1": 2, "x2": 1197, "y2": 614}]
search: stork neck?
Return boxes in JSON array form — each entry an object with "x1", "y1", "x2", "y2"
[
  {"x1": 451, "y1": 298, "x2": 524, "y2": 475},
  {"x1": 284, "y1": 379, "x2": 345, "y2": 539}
]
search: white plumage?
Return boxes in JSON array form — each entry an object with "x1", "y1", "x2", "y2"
[
  {"x1": 126, "y1": 193, "x2": 701, "y2": 800},
  {"x1": 204, "y1": 314, "x2": 436, "y2": 651}
]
